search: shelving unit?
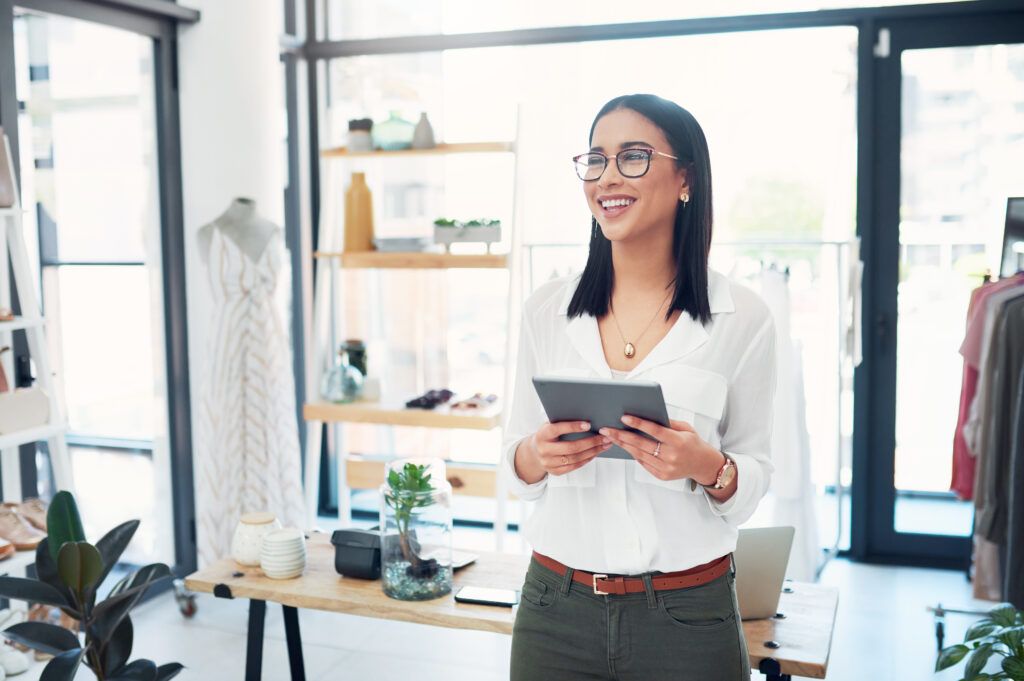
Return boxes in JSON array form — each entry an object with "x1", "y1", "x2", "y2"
[
  {"x1": 0, "y1": 133, "x2": 74, "y2": 502},
  {"x1": 303, "y1": 117, "x2": 524, "y2": 550}
]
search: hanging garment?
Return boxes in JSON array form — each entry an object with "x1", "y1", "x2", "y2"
[
  {"x1": 976, "y1": 295, "x2": 1024, "y2": 544},
  {"x1": 1004, "y1": 361, "x2": 1024, "y2": 609},
  {"x1": 757, "y1": 268, "x2": 819, "y2": 582},
  {"x1": 194, "y1": 227, "x2": 305, "y2": 566}
]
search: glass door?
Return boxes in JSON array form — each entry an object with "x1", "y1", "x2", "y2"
[
  {"x1": 866, "y1": 13, "x2": 1024, "y2": 565},
  {"x1": 12, "y1": 7, "x2": 175, "y2": 567}
]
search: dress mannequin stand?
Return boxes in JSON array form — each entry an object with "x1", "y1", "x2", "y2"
[{"x1": 194, "y1": 197, "x2": 305, "y2": 566}]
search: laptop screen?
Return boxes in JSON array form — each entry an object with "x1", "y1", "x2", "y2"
[{"x1": 1000, "y1": 197, "x2": 1024, "y2": 278}]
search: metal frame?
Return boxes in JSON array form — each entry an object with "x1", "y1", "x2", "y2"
[
  {"x1": 0, "y1": 0, "x2": 199, "y2": 574},
  {"x1": 858, "y1": 11, "x2": 1024, "y2": 568}
]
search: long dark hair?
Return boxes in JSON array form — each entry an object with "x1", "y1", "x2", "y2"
[{"x1": 566, "y1": 93, "x2": 714, "y2": 325}]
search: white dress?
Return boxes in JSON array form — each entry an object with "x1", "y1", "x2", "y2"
[{"x1": 195, "y1": 227, "x2": 305, "y2": 565}]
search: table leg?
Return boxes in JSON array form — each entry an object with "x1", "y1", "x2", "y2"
[
  {"x1": 245, "y1": 599, "x2": 266, "y2": 681},
  {"x1": 758, "y1": 658, "x2": 791, "y2": 681},
  {"x1": 283, "y1": 605, "x2": 306, "y2": 680}
]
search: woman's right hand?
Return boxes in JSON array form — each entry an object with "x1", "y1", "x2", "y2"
[{"x1": 515, "y1": 421, "x2": 612, "y2": 483}]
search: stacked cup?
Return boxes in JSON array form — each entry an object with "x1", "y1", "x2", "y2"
[{"x1": 260, "y1": 528, "x2": 306, "y2": 579}]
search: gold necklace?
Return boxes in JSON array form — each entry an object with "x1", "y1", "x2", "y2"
[{"x1": 610, "y1": 289, "x2": 673, "y2": 359}]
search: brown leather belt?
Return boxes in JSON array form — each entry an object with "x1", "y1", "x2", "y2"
[{"x1": 531, "y1": 551, "x2": 731, "y2": 596}]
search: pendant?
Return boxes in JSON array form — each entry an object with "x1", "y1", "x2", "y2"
[{"x1": 624, "y1": 342, "x2": 636, "y2": 358}]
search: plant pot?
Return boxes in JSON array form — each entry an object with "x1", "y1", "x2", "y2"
[
  {"x1": 379, "y1": 458, "x2": 452, "y2": 601},
  {"x1": 432, "y1": 224, "x2": 501, "y2": 251}
]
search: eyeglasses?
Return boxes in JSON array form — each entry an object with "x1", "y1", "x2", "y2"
[{"x1": 572, "y1": 147, "x2": 679, "y2": 182}]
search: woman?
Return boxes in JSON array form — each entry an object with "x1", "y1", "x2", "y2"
[{"x1": 501, "y1": 93, "x2": 776, "y2": 680}]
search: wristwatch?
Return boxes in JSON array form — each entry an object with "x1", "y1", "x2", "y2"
[{"x1": 703, "y1": 454, "x2": 736, "y2": 490}]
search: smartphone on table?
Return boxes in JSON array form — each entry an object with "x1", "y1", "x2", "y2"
[{"x1": 453, "y1": 585, "x2": 520, "y2": 607}]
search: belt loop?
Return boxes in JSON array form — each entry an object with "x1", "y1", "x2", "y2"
[
  {"x1": 729, "y1": 553, "x2": 736, "y2": 577},
  {"x1": 641, "y1": 573, "x2": 657, "y2": 609},
  {"x1": 560, "y1": 566, "x2": 575, "y2": 596}
]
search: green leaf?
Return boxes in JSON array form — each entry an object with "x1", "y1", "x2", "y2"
[
  {"x1": 1003, "y1": 656, "x2": 1024, "y2": 679},
  {"x1": 990, "y1": 606, "x2": 1019, "y2": 627},
  {"x1": 47, "y1": 491, "x2": 86, "y2": 563},
  {"x1": 91, "y1": 564, "x2": 171, "y2": 643},
  {"x1": 108, "y1": 658, "x2": 157, "y2": 681},
  {"x1": 997, "y1": 626, "x2": 1024, "y2": 657},
  {"x1": 57, "y1": 542, "x2": 103, "y2": 595},
  {"x1": 156, "y1": 662, "x2": 185, "y2": 680},
  {"x1": 0, "y1": 576, "x2": 72, "y2": 610},
  {"x1": 967, "y1": 621, "x2": 1002, "y2": 642},
  {"x1": 966, "y1": 644, "x2": 996, "y2": 678},
  {"x1": 100, "y1": 614, "x2": 133, "y2": 677},
  {"x1": 2, "y1": 621, "x2": 80, "y2": 655},
  {"x1": 39, "y1": 648, "x2": 84, "y2": 681},
  {"x1": 936, "y1": 644, "x2": 971, "y2": 671},
  {"x1": 95, "y1": 520, "x2": 140, "y2": 588}
]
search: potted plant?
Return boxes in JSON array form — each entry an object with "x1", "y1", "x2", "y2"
[
  {"x1": 935, "y1": 604, "x2": 1024, "y2": 680},
  {"x1": 0, "y1": 491, "x2": 182, "y2": 680},
  {"x1": 379, "y1": 459, "x2": 453, "y2": 601},
  {"x1": 432, "y1": 217, "x2": 502, "y2": 253}
]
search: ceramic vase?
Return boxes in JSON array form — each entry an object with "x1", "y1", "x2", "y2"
[
  {"x1": 260, "y1": 528, "x2": 307, "y2": 579},
  {"x1": 343, "y1": 172, "x2": 375, "y2": 253},
  {"x1": 230, "y1": 512, "x2": 282, "y2": 566}
]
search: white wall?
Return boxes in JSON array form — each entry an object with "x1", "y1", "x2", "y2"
[{"x1": 177, "y1": 2, "x2": 286, "y2": 481}]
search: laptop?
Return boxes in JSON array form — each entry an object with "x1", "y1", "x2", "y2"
[{"x1": 733, "y1": 526, "x2": 796, "y2": 620}]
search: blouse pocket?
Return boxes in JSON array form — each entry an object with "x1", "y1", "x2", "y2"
[{"x1": 633, "y1": 364, "x2": 729, "y2": 493}]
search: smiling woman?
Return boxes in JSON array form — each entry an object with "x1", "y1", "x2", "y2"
[{"x1": 502, "y1": 94, "x2": 776, "y2": 680}]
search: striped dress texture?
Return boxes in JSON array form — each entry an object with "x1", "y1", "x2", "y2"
[{"x1": 195, "y1": 227, "x2": 304, "y2": 566}]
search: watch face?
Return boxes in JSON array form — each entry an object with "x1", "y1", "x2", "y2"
[{"x1": 719, "y1": 461, "x2": 737, "y2": 488}]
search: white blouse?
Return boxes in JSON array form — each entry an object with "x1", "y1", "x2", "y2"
[{"x1": 500, "y1": 268, "x2": 777, "y2": 575}]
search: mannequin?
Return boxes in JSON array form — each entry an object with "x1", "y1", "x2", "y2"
[
  {"x1": 194, "y1": 196, "x2": 304, "y2": 565},
  {"x1": 197, "y1": 197, "x2": 279, "y2": 266}
]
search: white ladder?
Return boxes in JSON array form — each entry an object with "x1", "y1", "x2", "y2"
[{"x1": 0, "y1": 132, "x2": 74, "y2": 499}]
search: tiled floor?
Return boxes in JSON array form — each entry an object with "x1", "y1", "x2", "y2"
[{"x1": 10, "y1": 547, "x2": 1001, "y2": 681}]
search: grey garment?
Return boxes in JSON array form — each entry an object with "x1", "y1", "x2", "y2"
[
  {"x1": 510, "y1": 557, "x2": 750, "y2": 681},
  {"x1": 1005, "y1": 362, "x2": 1024, "y2": 608},
  {"x1": 978, "y1": 296, "x2": 1024, "y2": 544}
]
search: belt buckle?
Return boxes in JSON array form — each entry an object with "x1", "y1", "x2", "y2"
[{"x1": 592, "y1": 573, "x2": 609, "y2": 596}]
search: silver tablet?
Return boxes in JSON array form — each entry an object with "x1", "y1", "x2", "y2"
[{"x1": 531, "y1": 375, "x2": 670, "y2": 460}]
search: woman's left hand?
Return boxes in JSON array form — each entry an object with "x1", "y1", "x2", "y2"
[{"x1": 599, "y1": 415, "x2": 724, "y2": 485}]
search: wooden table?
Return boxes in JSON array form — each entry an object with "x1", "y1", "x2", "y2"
[{"x1": 185, "y1": 533, "x2": 837, "y2": 680}]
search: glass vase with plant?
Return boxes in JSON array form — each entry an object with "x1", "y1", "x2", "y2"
[{"x1": 379, "y1": 459, "x2": 452, "y2": 601}]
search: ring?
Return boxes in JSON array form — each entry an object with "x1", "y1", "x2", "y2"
[
  {"x1": 653, "y1": 442, "x2": 662, "y2": 457},
  {"x1": 561, "y1": 455, "x2": 568, "y2": 466}
]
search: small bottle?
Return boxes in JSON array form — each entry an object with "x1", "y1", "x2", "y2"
[
  {"x1": 412, "y1": 112, "x2": 436, "y2": 149},
  {"x1": 348, "y1": 118, "x2": 373, "y2": 152},
  {"x1": 343, "y1": 172, "x2": 375, "y2": 252}
]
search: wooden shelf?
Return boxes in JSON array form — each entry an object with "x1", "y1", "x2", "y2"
[
  {"x1": 314, "y1": 251, "x2": 508, "y2": 270},
  {"x1": 0, "y1": 316, "x2": 44, "y2": 333},
  {"x1": 0, "y1": 422, "x2": 65, "y2": 450},
  {"x1": 346, "y1": 455, "x2": 510, "y2": 499},
  {"x1": 321, "y1": 141, "x2": 514, "y2": 159},
  {"x1": 0, "y1": 548, "x2": 39, "y2": 576},
  {"x1": 303, "y1": 400, "x2": 502, "y2": 430}
]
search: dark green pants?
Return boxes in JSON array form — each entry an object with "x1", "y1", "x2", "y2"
[{"x1": 510, "y1": 556, "x2": 750, "y2": 680}]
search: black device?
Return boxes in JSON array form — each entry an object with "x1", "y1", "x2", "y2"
[
  {"x1": 1000, "y1": 197, "x2": 1024, "y2": 278},
  {"x1": 531, "y1": 375, "x2": 671, "y2": 460},
  {"x1": 454, "y1": 585, "x2": 520, "y2": 607},
  {"x1": 330, "y1": 529, "x2": 381, "y2": 579}
]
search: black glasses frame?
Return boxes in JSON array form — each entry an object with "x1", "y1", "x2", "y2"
[{"x1": 571, "y1": 147, "x2": 680, "y2": 181}]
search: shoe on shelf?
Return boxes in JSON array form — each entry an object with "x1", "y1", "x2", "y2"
[
  {"x1": 0, "y1": 539, "x2": 13, "y2": 562},
  {"x1": 3, "y1": 499, "x2": 47, "y2": 533},
  {"x1": 0, "y1": 506, "x2": 44, "y2": 551},
  {"x1": 0, "y1": 645, "x2": 27, "y2": 676}
]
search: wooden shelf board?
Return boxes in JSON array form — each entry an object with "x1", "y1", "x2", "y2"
[
  {"x1": 321, "y1": 141, "x2": 514, "y2": 159},
  {"x1": 313, "y1": 251, "x2": 508, "y2": 269},
  {"x1": 346, "y1": 456, "x2": 510, "y2": 499},
  {"x1": 0, "y1": 316, "x2": 44, "y2": 333},
  {"x1": 303, "y1": 401, "x2": 502, "y2": 430},
  {"x1": 0, "y1": 422, "x2": 65, "y2": 450}
]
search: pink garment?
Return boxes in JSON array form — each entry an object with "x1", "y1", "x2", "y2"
[{"x1": 953, "y1": 274, "x2": 1024, "y2": 499}]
